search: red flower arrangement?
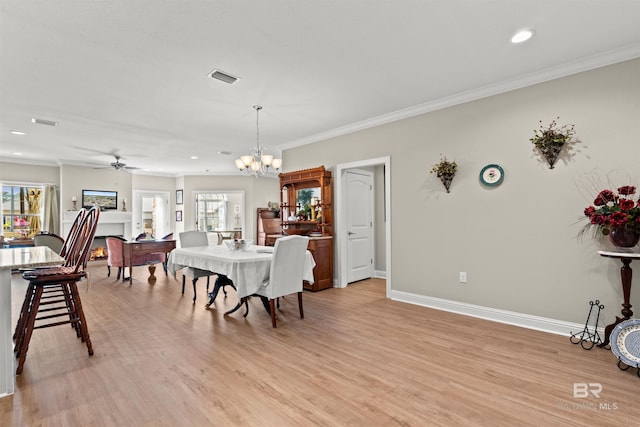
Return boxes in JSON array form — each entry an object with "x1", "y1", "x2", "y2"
[{"x1": 582, "y1": 186, "x2": 640, "y2": 242}]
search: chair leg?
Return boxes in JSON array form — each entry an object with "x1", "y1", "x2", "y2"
[
  {"x1": 298, "y1": 291, "x2": 304, "y2": 319},
  {"x1": 68, "y1": 281, "x2": 93, "y2": 356},
  {"x1": 107, "y1": 265, "x2": 111, "y2": 277},
  {"x1": 61, "y1": 282, "x2": 81, "y2": 337},
  {"x1": 269, "y1": 299, "x2": 277, "y2": 328},
  {"x1": 192, "y1": 278, "x2": 198, "y2": 302},
  {"x1": 14, "y1": 283, "x2": 35, "y2": 341},
  {"x1": 258, "y1": 296, "x2": 271, "y2": 315},
  {"x1": 116, "y1": 267, "x2": 122, "y2": 281},
  {"x1": 16, "y1": 284, "x2": 44, "y2": 375},
  {"x1": 181, "y1": 275, "x2": 186, "y2": 295},
  {"x1": 206, "y1": 276, "x2": 210, "y2": 293},
  {"x1": 13, "y1": 283, "x2": 36, "y2": 354},
  {"x1": 163, "y1": 262, "x2": 168, "y2": 275}
]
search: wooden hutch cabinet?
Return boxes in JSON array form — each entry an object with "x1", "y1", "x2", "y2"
[
  {"x1": 278, "y1": 166, "x2": 333, "y2": 291},
  {"x1": 256, "y1": 208, "x2": 280, "y2": 246},
  {"x1": 303, "y1": 236, "x2": 333, "y2": 291}
]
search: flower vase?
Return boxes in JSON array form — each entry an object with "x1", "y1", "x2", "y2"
[
  {"x1": 543, "y1": 148, "x2": 562, "y2": 169},
  {"x1": 438, "y1": 173, "x2": 455, "y2": 193},
  {"x1": 609, "y1": 227, "x2": 640, "y2": 248},
  {"x1": 535, "y1": 141, "x2": 564, "y2": 169}
]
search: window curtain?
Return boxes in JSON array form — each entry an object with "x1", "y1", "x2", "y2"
[
  {"x1": 27, "y1": 188, "x2": 42, "y2": 236},
  {"x1": 43, "y1": 185, "x2": 59, "y2": 235}
]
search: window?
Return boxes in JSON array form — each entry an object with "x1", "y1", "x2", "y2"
[
  {"x1": 192, "y1": 191, "x2": 245, "y2": 239},
  {"x1": 195, "y1": 193, "x2": 227, "y2": 232},
  {"x1": 2, "y1": 185, "x2": 44, "y2": 238}
]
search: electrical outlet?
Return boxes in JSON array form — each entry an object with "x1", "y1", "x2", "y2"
[{"x1": 459, "y1": 272, "x2": 467, "y2": 283}]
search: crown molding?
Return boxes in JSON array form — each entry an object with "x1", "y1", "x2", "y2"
[{"x1": 279, "y1": 43, "x2": 640, "y2": 151}]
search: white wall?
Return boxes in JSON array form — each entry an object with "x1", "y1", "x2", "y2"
[
  {"x1": 60, "y1": 164, "x2": 132, "y2": 212},
  {"x1": 282, "y1": 58, "x2": 640, "y2": 326},
  {"x1": 0, "y1": 162, "x2": 59, "y2": 185}
]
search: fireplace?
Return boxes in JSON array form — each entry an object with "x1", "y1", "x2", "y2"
[
  {"x1": 63, "y1": 211, "x2": 131, "y2": 261},
  {"x1": 90, "y1": 237, "x2": 109, "y2": 260}
]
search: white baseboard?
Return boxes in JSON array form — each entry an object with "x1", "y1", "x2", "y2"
[
  {"x1": 389, "y1": 289, "x2": 597, "y2": 338},
  {"x1": 374, "y1": 270, "x2": 386, "y2": 279}
]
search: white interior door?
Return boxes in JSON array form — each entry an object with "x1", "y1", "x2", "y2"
[
  {"x1": 133, "y1": 191, "x2": 170, "y2": 239},
  {"x1": 346, "y1": 169, "x2": 374, "y2": 283}
]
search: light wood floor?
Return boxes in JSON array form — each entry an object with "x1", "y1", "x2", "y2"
[{"x1": 1, "y1": 263, "x2": 638, "y2": 426}]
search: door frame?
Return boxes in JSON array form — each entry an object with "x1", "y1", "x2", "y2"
[
  {"x1": 132, "y1": 190, "x2": 171, "y2": 239},
  {"x1": 335, "y1": 156, "x2": 391, "y2": 297}
]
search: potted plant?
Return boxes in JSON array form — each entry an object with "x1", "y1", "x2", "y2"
[
  {"x1": 430, "y1": 156, "x2": 457, "y2": 193},
  {"x1": 581, "y1": 185, "x2": 640, "y2": 248},
  {"x1": 530, "y1": 117, "x2": 576, "y2": 169}
]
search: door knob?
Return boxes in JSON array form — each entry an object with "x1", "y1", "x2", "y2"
[{"x1": 348, "y1": 231, "x2": 355, "y2": 236}]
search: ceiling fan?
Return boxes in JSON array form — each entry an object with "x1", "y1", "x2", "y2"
[{"x1": 97, "y1": 155, "x2": 139, "y2": 172}]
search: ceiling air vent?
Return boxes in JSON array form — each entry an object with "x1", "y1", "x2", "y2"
[
  {"x1": 209, "y1": 69, "x2": 240, "y2": 85},
  {"x1": 31, "y1": 118, "x2": 58, "y2": 126}
]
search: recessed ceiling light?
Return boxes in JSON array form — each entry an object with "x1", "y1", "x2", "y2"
[
  {"x1": 31, "y1": 117, "x2": 59, "y2": 126},
  {"x1": 13, "y1": 152, "x2": 23, "y2": 156},
  {"x1": 511, "y1": 29, "x2": 534, "y2": 44},
  {"x1": 10, "y1": 130, "x2": 26, "y2": 135},
  {"x1": 218, "y1": 151, "x2": 232, "y2": 155},
  {"x1": 190, "y1": 156, "x2": 199, "y2": 160}
]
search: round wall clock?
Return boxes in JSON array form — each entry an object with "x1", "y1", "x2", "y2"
[{"x1": 479, "y1": 164, "x2": 504, "y2": 187}]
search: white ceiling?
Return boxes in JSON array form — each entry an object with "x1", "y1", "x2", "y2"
[{"x1": 1, "y1": 1, "x2": 639, "y2": 176}]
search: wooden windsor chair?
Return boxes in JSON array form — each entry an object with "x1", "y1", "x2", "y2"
[
  {"x1": 13, "y1": 209, "x2": 87, "y2": 347},
  {"x1": 14, "y1": 207, "x2": 100, "y2": 374}
]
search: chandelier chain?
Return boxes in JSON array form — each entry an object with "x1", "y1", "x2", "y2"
[
  {"x1": 254, "y1": 105, "x2": 261, "y2": 152},
  {"x1": 235, "y1": 104, "x2": 281, "y2": 177}
]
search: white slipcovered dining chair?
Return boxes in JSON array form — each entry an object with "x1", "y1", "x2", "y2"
[
  {"x1": 178, "y1": 230, "x2": 236, "y2": 303},
  {"x1": 253, "y1": 235, "x2": 309, "y2": 328},
  {"x1": 178, "y1": 231, "x2": 215, "y2": 302}
]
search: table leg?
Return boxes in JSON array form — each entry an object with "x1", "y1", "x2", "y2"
[
  {"x1": 224, "y1": 298, "x2": 246, "y2": 315},
  {"x1": 147, "y1": 264, "x2": 156, "y2": 284},
  {"x1": 205, "y1": 281, "x2": 223, "y2": 309},
  {"x1": 599, "y1": 258, "x2": 633, "y2": 348}
]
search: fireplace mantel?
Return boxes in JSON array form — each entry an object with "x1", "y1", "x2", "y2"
[{"x1": 63, "y1": 210, "x2": 132, "y2": 239}]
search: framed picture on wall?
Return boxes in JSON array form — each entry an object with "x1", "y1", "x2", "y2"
[
  {"x1": 176, "y1": 189, "x2": 183, "y2": 205},
  {"x1": 176, "y1": 210, "x2": 182, "y2": 222}
]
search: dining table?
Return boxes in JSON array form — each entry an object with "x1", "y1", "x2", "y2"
[
  {"x1": 167, "y1": 244, "x2": 315, "y2": 312},
  {"x1": 0, "y1": 246, "x2": 64, "y2": 398}
]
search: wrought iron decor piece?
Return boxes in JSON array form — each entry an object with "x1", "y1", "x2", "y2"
[{"x1": 570, "y1": 300, "x2": 604, "y2": 350}]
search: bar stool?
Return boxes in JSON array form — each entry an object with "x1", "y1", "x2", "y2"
[
  {"x1": 14, "y1": 207, "x2": 100, "y2": 374},
  {"x1": 13, "y1": 209, "x2": 87, "y2": 347}
]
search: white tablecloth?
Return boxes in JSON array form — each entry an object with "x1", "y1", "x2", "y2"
[{"x1": 167, "y1": 245, "x2": 315, "y2": 298}]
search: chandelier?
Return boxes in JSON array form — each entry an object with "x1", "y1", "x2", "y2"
[{"x1": 235, "y1": 105, "x2": 282, "y2": 176}]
